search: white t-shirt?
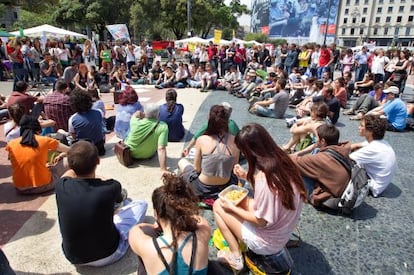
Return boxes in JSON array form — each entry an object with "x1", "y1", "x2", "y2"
[
  {"x1": 4, "y1": 121, "x2": 20, "y2": 143},
  {"x1": 371, "y1": 56, "x2": 389, "y2": 75},
  {"x1": 350, "y1": 140, "x2": 397, "y2": 197}
]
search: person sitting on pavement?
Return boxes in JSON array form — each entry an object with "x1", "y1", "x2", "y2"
[
  {"x1": 200, "y1": 63, "x2": 217, "y2": 92},
  {"x1": 365, "y1": 85, "x2": 407, "y2": 131},
  {"x1": 213, "y1": 123, "x2": 305, "y2": 272},
  {"x1": 354, "y1": 72, "x2": 375, "y2": 96},
  {"x1": 248, "y1": 78, "x2": 289, "y2": 119},
  {"x1": 186, "y1": 65, "x2": 204, "y2": 88},
  {"x1": 282, "y1": 102, "x2": 329, "y2": 153},
  {"x1": 233, "y1": 69, "x2": 257, "y2": 97},
  {"x1": 175, "y1": 62, "x2": 189, "y2": 88},
  {"x1": 155, "y1": 64, "x2": 176, "y2": 89},
  {"x1": 40, "y1": 52, "x2": 60, "y2": 87},
  {"x1": 3, "y1": 103, "x2": 25, "y2": 143},
  {"x1": 181, "y1": 102, "x2": 239, "y2": 157},
  {"x1": 343, "y1": 82, "x2": 387, "y2": 120},
  {"x1": 159, "y1": 89, "x2": 185, "y2": 142},
  {"x1": 301, "y1": 86, "x2": 340, "y2": 124},
  {"x1": 294, "y1": 80, "x2": 324, "y2": 117},
  {"x1": 62, "y1": 60, "x2": 78, "y2": 91},
  {"x1": 67, "y1": 89, "x2": 106, "y2": 155},
  {"x1": 43, "y1": 80, "x2": 73, "y2": 132},
  {"x1": 114, "y1": 86, "x2": 144, "y2": 140},
  {"x1": 216, "y1": 65, "x2": 242, "y2": 91},
  {"x1": 124, "y1": 103, "x2": 170, "y2": 174},
  {"x1": 6, "y1": 115, "x2": 69, "y2": 194},
  {"x1": 350, "y1": 115, "x2": 397, "y2": 197},
  {"x1": 56, "y1": 140, "x2": 147, "y2": 267},
  {"x1": 333, "y1": 76, "x2": 347, "y2": 109},
  {"x1": 129, "y1": 173, "x2": 210, "y2": 274},
  {"x1": 7, "y1": 80, "x2": 41, "y2": 115},
  {"x1": 290, "y1": 124, "x2": 351, "y2": 205},
  {"x1": 178, "y1": 104, "x2": 240, "y2": 199},
  {"x1": 148, "y1": 60, "x2": 163, "y2": 84}
]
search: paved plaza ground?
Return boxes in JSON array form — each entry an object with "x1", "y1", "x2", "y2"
[{"x1": 0, "y1": 78, "x2": 413, "y2": 274}]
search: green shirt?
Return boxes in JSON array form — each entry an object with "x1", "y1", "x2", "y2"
[
  {"x1": 125, "y1": 118, "x2": 168, "y2": 159},
  {"x1": 101, "y1": 50, "x2": 111, "y2": 63},
  {"x1": 193, "y1": 119, "x2": 240, "y2": 140}
]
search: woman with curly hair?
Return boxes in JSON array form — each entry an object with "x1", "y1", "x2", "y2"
[
  {"x1": 159, "y1": 89, "x2": 185, "y2": 142},
  {"x1": 213, "y1": 123, "x2": 306, "y2": 271},
  {"x1": 114, "y1": 86, "x2": 144, "y2": 140},
  {"x1": 68, "y1": 89, "x2": 105, "y2": 155},
  {"x1": 129, "y1": 173, "x2": 210, "y2": 274}
]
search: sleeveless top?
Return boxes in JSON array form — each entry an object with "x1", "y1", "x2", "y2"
[
  {"x1": 201, "y1": 135, "x2": 234, "y2": 179},
  {"x1": 78, "y1": 73, "x2": 88, "y2": 88},
  {"x1": 154, "y1": 233, "x2": 207, "y2": 275}
]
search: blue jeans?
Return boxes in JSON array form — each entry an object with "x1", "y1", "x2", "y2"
[
  {"x1": 355, "y1": 64, "x2": 368, "y2": 82},
  {"x1": 79, "y1": 200, "x2": 148, "y2": 267},
  {"x1": 255, "y1": 105, "x2": 276, "y2": 118},
  {"x1": 302, "y1": 176, "x2": 316, "y2": 200},
  {"x1": 317, "y1": 66, "x2": 329, "y2": 79},
  {"x1": 12, "y1": 62, "x2": 26, "y2": 90}
]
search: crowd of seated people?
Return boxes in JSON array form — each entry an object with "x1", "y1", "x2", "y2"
[{"x1": 3, "y1": 39, "x2": 414, "y2": 274}]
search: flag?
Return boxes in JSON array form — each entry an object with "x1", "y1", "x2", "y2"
[
  {"x1": 19, "y1": 26, "x2": 24, "y2": 37},
  {"x1": 232, "y1": 29, "x2": 235, "y2": 39},
  {"x1": 106, "y1": 24, "x2": 130, "y2": 41},
  {"x1": 214, "y1": 29, "x2": 222, "y2": 44}
]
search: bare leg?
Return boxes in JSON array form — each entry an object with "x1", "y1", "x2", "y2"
[{"x1": 213, "y1": 200, "x2": 243, "y2": 256}]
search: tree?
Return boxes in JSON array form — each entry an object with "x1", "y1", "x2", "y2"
[{"x1": 53, "y1": 0, "x2": 133, "y2": 38}]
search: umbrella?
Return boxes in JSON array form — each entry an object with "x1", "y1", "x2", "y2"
[{"x1": 0, "y1": 30, "x2": 15, "y2": 37}]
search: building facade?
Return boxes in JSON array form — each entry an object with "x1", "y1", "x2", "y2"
[{"x1": 336, "y1": 0, "x2": 414, "y2": 47}]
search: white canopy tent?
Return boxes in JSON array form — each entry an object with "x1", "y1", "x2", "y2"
[
  {"x1": 207, "y1": 38, "x2": 231, "y2": 45},
  {"x1": 11, "y1": 24, "x2": 88, "y2": 39},
  {"x1": 175, "y1": 37, "x2": 207, "y2": 45}
]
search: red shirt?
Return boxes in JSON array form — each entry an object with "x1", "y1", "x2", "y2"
[
  {"x1": 207, "y1": 45, "x2": 217, "y2": 61},
  {"x1": 319, "y1": 48, "x2": 331, "y2": 67},
  {"x1": 6, "y1": 45, "x2": 23, "y2": 63},
  {"x1": 7, "y1": 92, "x2": 37, "y2": 114}
]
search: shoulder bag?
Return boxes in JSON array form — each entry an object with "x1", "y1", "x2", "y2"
[{"x1": 114, "y1": 120, "x2": 159, "y2": 167}]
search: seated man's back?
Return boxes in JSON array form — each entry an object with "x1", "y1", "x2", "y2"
[{"x1": 56, "y1": 176, "x2": 123, "y2": 264}]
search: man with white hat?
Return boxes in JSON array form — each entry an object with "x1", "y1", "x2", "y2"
[{"x1": 366, "y1": 85, "x2": 407, "y2": 131}]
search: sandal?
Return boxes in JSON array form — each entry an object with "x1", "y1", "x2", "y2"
[{"x1": 217, "y1": 249, "x2": 244, "y2": 271}]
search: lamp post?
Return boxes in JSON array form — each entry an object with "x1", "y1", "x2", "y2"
[
  {"x1": 323, "y1": 0, "x2": 332, "y2": 45},
  {"x1": 187, "y1": 0, "x2": 191, "y2": 37}
]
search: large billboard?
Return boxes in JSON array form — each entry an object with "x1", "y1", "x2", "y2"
[
  {"x1": 251, "y1": 0, "x2": 270, "y2": 33},
  {"x1": 268, "y1": 0, "x2": 339, "y2": 43}
]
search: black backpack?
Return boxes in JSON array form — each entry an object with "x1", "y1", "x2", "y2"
[{"x1": 321, "y1": 149, "x2": 370, "y2": 215}]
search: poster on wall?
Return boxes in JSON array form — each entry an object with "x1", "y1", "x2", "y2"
[
  {"x1": 251, "y1": 0, "x2": 270, "y2": 33},
  {"x1": 268, "y1": 0, "x2": 339, "y2": 43}
]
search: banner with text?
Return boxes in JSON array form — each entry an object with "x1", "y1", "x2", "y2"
[
  {"x1": 106, "y1": 24, "x2": 130, "y2": 41},
  {"x1": 214, "y1": 29, "x2": 222, "y2": 44}
]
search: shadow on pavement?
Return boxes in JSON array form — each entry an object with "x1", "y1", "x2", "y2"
[
  {"x1": 379, "y1": 183, "x2": 402, "y2": 199},
  {"x1": 0, "y1": 164, "x2": 12, "y2": 179},
  {"x1": 0, "y1": 210, "x2": 55, "y2": 246},
  {"x1": 0, "y1": 183, "x2": 52, "y2": 204},
  {"x1": 290, "y1": 242, "x2": 333, "y2": 274}
]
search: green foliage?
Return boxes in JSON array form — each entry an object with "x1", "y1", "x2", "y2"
[
  {"x1": 244, "y1": 33, "x2": 268, "y2": 42},
  {"x1": 0, "y1": 4, "x2": 5, "y2": 18},
  {"x1": 268, "y1": 39, "x2": 288, "y2": 46}
]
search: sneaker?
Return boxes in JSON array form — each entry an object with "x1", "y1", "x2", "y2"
[
  {"x1": 217, "y1": 250, "x2": 244, "y2": 271},
  {"x1": 285, "y1": 117, "x2": 297, "y2": 128}
]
